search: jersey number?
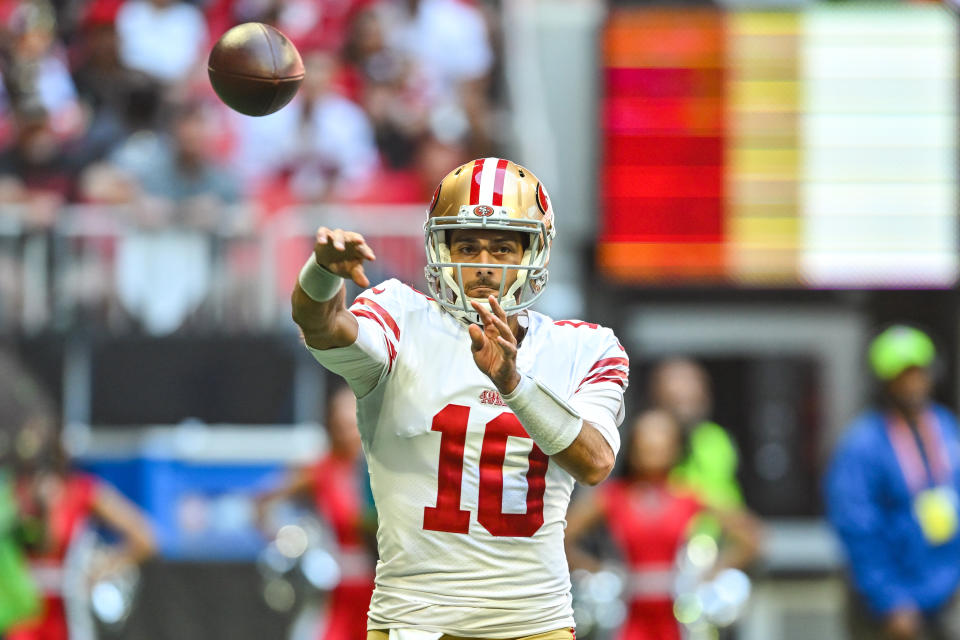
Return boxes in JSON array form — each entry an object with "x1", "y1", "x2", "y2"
[{"x1": 423, "y1": 404, "x2": 549, "y2": 537}]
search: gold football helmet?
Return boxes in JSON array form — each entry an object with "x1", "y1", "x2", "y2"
[{"x1": 424, "y1": 157, "x2": 556, "y2": 323}]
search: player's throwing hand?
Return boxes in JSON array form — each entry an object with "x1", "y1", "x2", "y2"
[
  {"x1": 469, "y1": 295, "x2": 521, "y2": 394},
  {"x1": 313, "y1": 227, "x2": 376, "y2": 288}
]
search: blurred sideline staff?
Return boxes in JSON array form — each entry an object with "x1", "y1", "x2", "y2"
[
  {"x1": 825, "y1": 326, "x2": 960, "y2": 640},
  {"x1": 649, "y1": 358, "x2": 742, "y2": 518},
  {"x1": 256, "y1": 384, "x2": 376, "y2": 640},
  {"x1": 0, "y1": 351, "x2": 156, "y2": 640},
  {"x1": 1, "y1": 451, "x2": 40, "y2": 636},
  {"x1": 565, "y1": 409, "x2": 762, "y2": 640}
]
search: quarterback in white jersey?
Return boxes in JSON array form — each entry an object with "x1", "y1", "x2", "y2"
[{"x1": 291, "y1": 158, "x2": 629, "y2": 639}]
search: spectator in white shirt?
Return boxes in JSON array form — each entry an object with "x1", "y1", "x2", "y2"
[
  {"x1": 0, "y1": 0, "x2": 83, "y2": 141},
  {"x1": 230, "y1": 50, "x2": 379, "y2": 201},
  {"x1": 115, "y1": 0, "x2": 207, "y2": 85},
  {"x1": 380, "y1": 0, "x2": 494, "y2": 156},
  {"x1": 386, "y1": 0, "x2": 493, "y2": 103}
]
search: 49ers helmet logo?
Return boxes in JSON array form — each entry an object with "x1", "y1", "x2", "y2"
[
  {"x1": 473, "y1": 205, "x2": 494, "y2": 217},
  {"x1": 536, "y1": 183, "x2": 550, "y2": 214}
]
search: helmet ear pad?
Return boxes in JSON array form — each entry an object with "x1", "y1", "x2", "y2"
[
  {"x1": 436, "y1": 238, "x2": 461, "y2": 303},
  {"x1": 508, "y1": 249, "x2": 533, "y2": 296}
]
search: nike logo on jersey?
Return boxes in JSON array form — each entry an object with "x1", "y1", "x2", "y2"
[{"x1": 479, "y1": 389, "x2": 506, "y2": 407}]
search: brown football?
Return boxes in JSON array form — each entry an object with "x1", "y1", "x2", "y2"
[{"x1": 208, "y1": 23, "x2": 304, "y2": 117}]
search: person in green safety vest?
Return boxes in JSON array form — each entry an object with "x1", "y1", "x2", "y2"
[
  {"x1": 0, "y1": 351, "x2": 43, "y2": 636},
  {"x1": 0, "y1": 469, "x2": 42, "y2": 636},
  {"x1": 649, "y1": 358, "x2": 744, "y2": 529}
]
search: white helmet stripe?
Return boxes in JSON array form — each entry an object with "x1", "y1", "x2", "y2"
[{"x1": 477, "y1": 156, "x2": 502, "y2": 205}]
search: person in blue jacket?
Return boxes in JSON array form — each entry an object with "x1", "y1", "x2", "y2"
[{"x1": 825, "y1": 325, "x2": 960, "y2": 640}]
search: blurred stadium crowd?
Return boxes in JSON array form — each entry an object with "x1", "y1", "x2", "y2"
[
  {"x1": 0, "y1": 0, "x2": 501, "y2": 333},
  {"x1": 3, "y1": 1, "x2": 960, "y2": 640}
]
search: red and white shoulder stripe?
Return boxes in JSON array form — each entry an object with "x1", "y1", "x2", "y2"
[
  {"x1": 576, "y1": 356, "x2": 629, "y2": 393},
  {"x1": 349, "y1": 290, "x2": 402, "y2": 373},
  {"x1": 550, "y1": 318, "x2": 630, "y2": 392}
]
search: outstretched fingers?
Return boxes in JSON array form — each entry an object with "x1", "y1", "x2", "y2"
[
  {"x1": 330, "y1": 228, "x2": 345, "y2": 250},
  {"x1": 468, "y1": 323, "x2": 485, "y2": 352},
  {"x1": 315, "y1": 228, "x2": 376, "y2": 261},
  {"x1": 488, "y1": 295, "x2": 509, "y2": 324},
  {"x1": 471, "y1": 299, "x2": 515, "y2": 346},
  {"x1": 495, "y1": 335, "x2": 517, "y2": 358},
  {"x1": 470, "y1": 300, "x2": 497, "y2": 333},
  {"x1": 485, "y1": 296, "x2": 515, "y2": 345},
  {"x1": 344, "y1": 231, "x2": 376, "y2": 261},
  {"x1": 349, "y1": 263, "x2": 370, "y2": 288}
]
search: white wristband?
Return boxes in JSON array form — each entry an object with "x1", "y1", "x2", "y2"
[
  {"x1": 298, "y1": 255, "x2": 343, "y2": 302},
  {"x1": 503, "y1": 373, "x2": 583, "y2": 455}
]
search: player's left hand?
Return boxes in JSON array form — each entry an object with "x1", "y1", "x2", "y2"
[{"x1": 469, "y1": 295, "x2": 522, "y2": 394}]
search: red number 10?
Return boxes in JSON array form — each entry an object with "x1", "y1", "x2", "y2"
[{"x1": 423, "y1": 404, "x2": 549, "y2": 538}]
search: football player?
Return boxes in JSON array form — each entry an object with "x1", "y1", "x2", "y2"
[{"x1": 291, "y1": 158, "x2": 629, "y2": 639}]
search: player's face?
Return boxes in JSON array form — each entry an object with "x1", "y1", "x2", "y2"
[{"x1": 448, "y1": 230, "x2": 526, "y2": 299}]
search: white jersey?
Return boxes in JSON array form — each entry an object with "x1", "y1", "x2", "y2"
[{"x1": 307, "y1": 279, "x2": 629, "y2": 638}]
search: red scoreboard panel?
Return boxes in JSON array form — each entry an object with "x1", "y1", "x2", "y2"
[
  {"x1": 601, "y1": 10, "x2": 727, "y2": 282},
  {"x1": 598, "y1": 7, "x2": 959, "y2": 288}
]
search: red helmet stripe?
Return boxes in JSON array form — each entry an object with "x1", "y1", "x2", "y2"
[
  {"x1": 492, "y1": 158, "x2": 508, "y2": 206},
  {"x1": 469, "y1": 158, "x2": 485, "y2": 204}
]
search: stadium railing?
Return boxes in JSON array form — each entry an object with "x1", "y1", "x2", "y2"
[{"x1": 0, "y1": 203, "x2": 427, "y2": 334}]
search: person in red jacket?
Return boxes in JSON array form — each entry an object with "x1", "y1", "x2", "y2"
[
  {"x1": 565, "y1": 409, "x2": 761, "y2": 640},
  {"x1": 257, "y1": 384, "x2": 375, "y2": 640}
]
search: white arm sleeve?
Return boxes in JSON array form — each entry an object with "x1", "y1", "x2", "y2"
[
  {"x1": 304, "y1": 280, "x2": 406, "y2": 397},
  {"x1": 306, "y1": 318, "x2": 390, "y2": 397},
  {"x1": 570, "y1": 386, "x2": 626, "y2": 456},
  {"x1": 568, "y1": 327, "x2": 629, "y2": 455}
]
